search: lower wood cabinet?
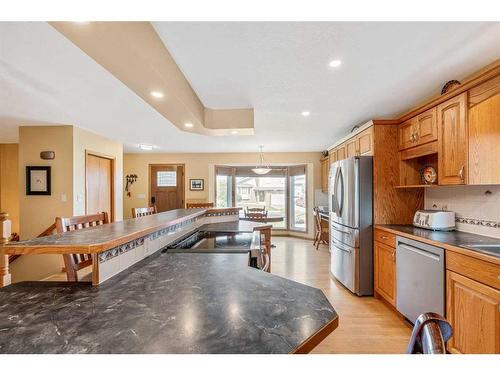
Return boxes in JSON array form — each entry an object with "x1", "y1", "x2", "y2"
[
  {"x1": 374, "y1": 240, "x2": 396, "y2": 307},
  {"x1": 446, "y1": 270, "x2": 500, "y2": 354}
]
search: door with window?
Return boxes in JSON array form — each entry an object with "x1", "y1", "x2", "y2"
[
  {"x1": 150, "y1": 165, "x2": 184, "y2": 212},
  {"x1": 289, "y1": 165, "x2": 307, "y2": 231}
]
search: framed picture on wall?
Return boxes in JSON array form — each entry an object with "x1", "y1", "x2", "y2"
[
  {"x1": 189, "y1": 179, "x2": 204, "y2": 191},
  {"x1": 26, "y1": 166, "x2": 51, "y2": 195}
]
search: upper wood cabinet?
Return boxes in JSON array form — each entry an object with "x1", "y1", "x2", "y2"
[
  {"x1": 399, "y1": 108, "x2": 437, "y2": 150},
  {"x1": 320, "y1": 157, "x2": 329, "y2": 193},
  {"x1": 437, "y1": 92, "x2": 468, "y2": 185},
  {"x1": 357, "y1": 127, "x2": 374, "y2": 155},
  {"x1": 345, "y1": 138, "x2": 358, "y2": 158},
  {"x1": 468, "y1": 75, "x2": 500, "y2": 185},
  {"x1": 336, "y1": 144, "x2": 346, "y2": 160}
]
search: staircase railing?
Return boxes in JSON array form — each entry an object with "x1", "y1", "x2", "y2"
[{"x1": 7, "y1": 222, "x2": 57, "y2": 264}]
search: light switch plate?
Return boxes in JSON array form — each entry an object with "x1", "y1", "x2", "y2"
[{"x1": 137, "y1": 193, "x2": 146, "y2": 199}]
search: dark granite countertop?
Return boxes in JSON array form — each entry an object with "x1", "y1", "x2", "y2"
[
  {"x1": 0, "y1": 252, "x2": 337, "y2": 354},
  {"x1": 377, "y1": 224, "x2": 500, "y2": 259}
]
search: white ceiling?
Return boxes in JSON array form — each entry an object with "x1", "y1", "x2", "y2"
[{"x1": 1, "y1": 22, "x2": 500, "y2": 153}]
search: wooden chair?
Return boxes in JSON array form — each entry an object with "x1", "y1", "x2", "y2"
[
  {"x1": 407, "y1": 312, "x2": 453, "y2": 354},
  {"x1": 55, "y1": 212, "x2": 109, "y2": 282},
  {"x1": 132, "y1": 206, "x2": 157, "y2": 218},
  {"x1": 244, "y1": 207, "x2": 268, "y2": 219},
  {"x1": 313, "y1": 207, "x2": 329, "y2": 250},
  {"x1": 258, "y1": 227, "x2": 272, "y2": 273},
  {"x1": 186, "y1": 202, "x2": 214, "y2": 208}
]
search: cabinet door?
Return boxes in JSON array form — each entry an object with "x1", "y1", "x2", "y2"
[
  {"x1": 469, "y1": 92, "x2": 500, "y2": 184},
  {"x1": 345, "y1": 138, "x2": 358, "y2": 157},
  {"x1": 415, "y1": 107, "x2": 437, "y2": 145},
  {"x1": 336, "y1": 145, "x2": 346, "y2": 160},
  {"x1": 357, "y1": 127, "x2": 374, "y2": 155},
  {"x1": 447, "y1": 271, "x2": 500, "y2": 354},
  {"x1": 374, "y1": 241, "x2": 396, "y2": 306},
  {"x1": 437, "y1": 92, "x2": 468, "y2": 185},
  {"x1": 321, "y1": 158, "x2": 329, "y2": 193},
  {"x1": 330, "y1": 150, "x2": 338, "y2": 165},
  {"x1": 399, "y1": 120, "x2": 416, "y2": 150}
]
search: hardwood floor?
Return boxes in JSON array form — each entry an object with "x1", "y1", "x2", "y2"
[{"x1": 271, "y1": 236, "x2": 412, "y2": 354}]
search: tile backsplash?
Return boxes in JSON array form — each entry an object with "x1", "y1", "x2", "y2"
[{"x1": 425, "y1": 185, "x2": 500, "y2": 238}]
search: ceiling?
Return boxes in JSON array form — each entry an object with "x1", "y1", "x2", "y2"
[{"x1": 1, "y1": 22, "x2": 500, "y2": 153}]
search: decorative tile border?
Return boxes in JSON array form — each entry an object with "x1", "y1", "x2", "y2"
[
  {"x1": 98, "y1": 218, "x2": 197, "y2": 263},
  {"x1": 456, "y1": 216, "x2": 499, "y2": 228}
]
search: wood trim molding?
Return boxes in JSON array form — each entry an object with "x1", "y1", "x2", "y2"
[{"x1": 291, "y1": 315, "x2": 339, "y2": 354}]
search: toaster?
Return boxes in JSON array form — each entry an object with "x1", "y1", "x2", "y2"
[{"x1": 413, "y1": 210, "x2": 456, "y2": 231}]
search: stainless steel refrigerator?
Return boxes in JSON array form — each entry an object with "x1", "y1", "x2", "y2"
[{"x1": 329, "y1": 156, "x2": 373, "y2": 296}]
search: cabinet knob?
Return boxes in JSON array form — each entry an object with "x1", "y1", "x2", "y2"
[
  {"x1": 392, "y1": 250, "x2": 396, "y2": 262},
  {"x1": 381, "y1": 236, "x2": 388, "y2": 240}
]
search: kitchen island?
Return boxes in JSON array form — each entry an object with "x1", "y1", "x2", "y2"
[{"x1": 0, "y1": 249, "x2": 338, "y2": 353}]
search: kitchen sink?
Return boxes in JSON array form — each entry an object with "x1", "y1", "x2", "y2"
[{"x1": 460, "y1": 244, "x2": 500, "y2": 255}]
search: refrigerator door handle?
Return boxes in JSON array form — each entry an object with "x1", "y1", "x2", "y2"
[
  {"x1": 338, "y1": 167, "x2": 344, "y2": 216},
  {"x1": 332, "y1": 167, "x2": 340, "y2": 214}
]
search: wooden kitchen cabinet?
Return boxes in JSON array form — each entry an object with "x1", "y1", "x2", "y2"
[
  {"x1": 345, "y1": 138, "x2": 358, "y2": 158},
  {"x1": 357, "y1": 127, "x2": 374, "y2": 155},
  {"x1": 374, "y1": 234, "x2": 396, "y2": 307},
  {"x1": 468, "y1": 75, "x2": 500, "y2": 185},
  {"x1": 336, "y1": 144, "x2": 346, "y2": 160},
  {"x1": 446, "y1": 270, "x2": 500, "y2": 354},
  {"x1": 399, "y1": 108, "x2": 437, "y2": 151},
  {"x1": 437, "y1": 92, "x2": 468, "y2": 185},
  {"x1": 321, "y1": 157, "x2": 329, "y2": 193}
]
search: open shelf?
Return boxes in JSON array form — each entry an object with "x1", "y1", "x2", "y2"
[{"x1": 399, "y1": 151, "x2": 438, "y2": 187}]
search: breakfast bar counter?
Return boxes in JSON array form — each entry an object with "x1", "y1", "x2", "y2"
[{"x1": 0, "y1": 251, "x2": 338, "y2": 353}]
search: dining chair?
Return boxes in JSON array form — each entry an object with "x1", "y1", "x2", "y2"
[
  {"x1": 186, "y1": 202, "x2": 214, "y2": 208},
  {"x1": 244, "y1": 206, "x2": 268, "y2": 219},
  {"x1": 132, "y1": 205, "x2": 157, "y2": 218},
  {"x1": 407, "y1": 312, "x2": 453, "y2": 354},
  {"x1": 313, "y1": 207, "x2": 328, "y2": 250},
  {"x1": 55, "y1": 212, "x2": 109, "y2": 282}
]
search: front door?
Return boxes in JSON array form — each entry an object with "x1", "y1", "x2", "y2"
[
  {"x1": 86, "y1": 152, "x2": 113, "y2": 220},
  {"x1": 150, "y1": 165, "x2": 184, "y2": 212}
]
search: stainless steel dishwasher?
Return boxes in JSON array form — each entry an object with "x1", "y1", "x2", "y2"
[{"x1": 396, "y1": 236, "x2": 445, "y2": 324}]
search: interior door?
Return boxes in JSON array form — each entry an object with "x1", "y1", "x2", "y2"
[
  {"x1": 150, "y1": 165, "x2": 184, "y2": 212},
  {"x1": 86, "y1": 153, "x2": 113, "y2": 220}
]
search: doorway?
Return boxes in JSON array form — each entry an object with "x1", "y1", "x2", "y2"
[
  {"x1": 85, "y1": 151, "x2": 114, "y2": 221},
  {"x1": 149, "y1": 164, "x2": 185, "y2": 212}
]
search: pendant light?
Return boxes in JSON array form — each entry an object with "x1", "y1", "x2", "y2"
[{"x1": 251, "y1": 145, "x2": 272, "y2": 175}]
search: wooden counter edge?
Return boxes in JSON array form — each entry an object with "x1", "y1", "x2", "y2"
[
  {"x1": 291, "y1": 315, "x2": 339, "y2": 354},
  {"x1": 374, "y1": 225, "x2": 500, "y2": 266},
  {"x1": 1, "y1": 209, "x2": 210, "y2": 255}
]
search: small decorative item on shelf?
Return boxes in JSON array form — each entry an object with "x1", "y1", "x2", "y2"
[
  {"x1": 420, "y1": 165, "x2": 437, "y2": 185},
  {"x1": 321, "y1": 150, "x2": 329, "y2": 158},
  {"x1": 441, "y1": 80, "x2": 461, "y2": 95}
]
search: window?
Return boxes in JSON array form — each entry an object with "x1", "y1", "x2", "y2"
[
  {"x1": 215, "y1": 165, "x2": 307, "y2": 231},
  {"x1": 157, "y1": 171, "x2": 176, "y2": 187}
]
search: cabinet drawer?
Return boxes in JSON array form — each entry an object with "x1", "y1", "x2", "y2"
[
  {"x1": 374, "y1": 229, "x2": 396, "y2": 248},
  {"x1": 446, "y1": 251, "x2": 500, "y2": 290}
]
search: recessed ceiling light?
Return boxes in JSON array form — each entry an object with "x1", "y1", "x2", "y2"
[
  {"x1": 329, "y1": 59, "x2": 342, "y2": 68},
  {"x1": 301, "y1": 111, "x2": 311, "y2": 117},
  {"x1": 139, "y1": 144, "x2": 154, "y2": 151},
  {"x1": 231, "y1": 130, "x2": 239, "y2": 135},
  {"x1": 184, "y1": 123, "x2": 194, "y2": 128},
  {"x1": 151, "y1": 91, "x2": 164, "y2": 98}
]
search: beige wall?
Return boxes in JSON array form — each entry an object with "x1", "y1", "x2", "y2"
[
  {"x1": 12, "y1": 125, "x2": 124, "y2": 282},
  {"x1": 0, "y1": 144, "x2": 20, "y2": 234},
  {"x1": 123, "y1": 152, "x2": 322, "y2": 238},
  {"x1": 13, "y1": 126, "x2": 74, "y2": 282},
  {"x1": 73, "y1": 127, "x2": 123, "y2": 221}
]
